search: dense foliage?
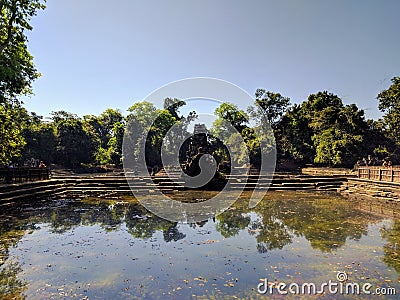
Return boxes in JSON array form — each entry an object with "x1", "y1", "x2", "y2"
[
  {"x1": 276, "y1": 92, "x2": 370, "y2": 167},
  {"x1": 377, "y1": 77, "x2": 400, "y2": 160},
  {"x1": 0, "y1": 0, "x2": 46, "y2": 164},
  {"x1": 2, "y1": 78, "x2": 399, "y2": 169}
]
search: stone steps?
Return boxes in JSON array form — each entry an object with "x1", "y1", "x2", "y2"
[
  {"x1": 0, "y1": 179, "x2": 62, "y2": 193},
  {"x1": 0, "y1": 186, "x2": 67, "y2": 204},
  {"x1": 343, "y1": 178, "x2": 400, "y2": 201},
  {"x1": 0, "y1": 179, "x2": 69, "y2": 202},
  {"x1": 0, "y1": 174, "x2": 348, "y2": 201}
]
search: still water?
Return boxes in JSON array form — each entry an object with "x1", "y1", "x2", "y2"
[{"x1": 1, "y1": 191, "x2": 399, "y2": 299}]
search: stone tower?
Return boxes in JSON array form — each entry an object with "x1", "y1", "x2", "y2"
[{"x1": 183, "y1": 124, "x2": 210, "y2": 176}]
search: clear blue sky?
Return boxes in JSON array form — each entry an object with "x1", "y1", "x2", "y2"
[{"x1": 24, "y1": 0, "x2": 400, "y2": 120}]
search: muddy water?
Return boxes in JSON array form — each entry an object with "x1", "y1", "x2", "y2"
[{"x1": 1, "y1": 191, "x2": 399, "y2": 299}]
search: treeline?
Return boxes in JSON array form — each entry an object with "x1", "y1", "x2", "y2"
[
  {"x1": 1, "y1": 76, "x2": 399, "y2": 169},
  {"x1": 4, "y1": 99, "x2": 195, "y2": 168},
  {"x1": 208, "y1": 81, "x2": 399, "y2": 168},
  {"x1": 19, "y1": 109, "x2": 125, "y2": 168}
]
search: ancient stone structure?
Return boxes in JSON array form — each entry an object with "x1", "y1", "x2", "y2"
[
  {"x1": 187, "y1": 124, "x2": 208, "y2": 158},
  {"x1": 342, "y1": 178, "x2": 400, "y2": 202},
  {"x1": 183, "y1": 124, "x2": 210, "y2": 177}
]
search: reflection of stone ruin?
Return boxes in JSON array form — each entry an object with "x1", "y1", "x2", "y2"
[{"x1": 183, "y1": 124, "x2": 210, "y2": 176}]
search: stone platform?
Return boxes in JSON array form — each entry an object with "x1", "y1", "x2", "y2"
[{"x1": 0, "y1": 172, "x2": 347, "y2": 202}]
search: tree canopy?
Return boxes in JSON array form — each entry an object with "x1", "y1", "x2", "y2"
[
  {"x1": 0, "y1": 0, "x2": 46, "y2": 103},
  {"x1": 2, "y1": 80, "x2": 399, "y2": 169},
  {"x1": 0, "y1": 0, "x2": 45, "y2": 165},
  {"x1": 377, "y1": 77, "x2": 400, "y2": 146}
]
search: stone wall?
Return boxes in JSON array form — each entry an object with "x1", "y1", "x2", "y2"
[
  {"x1": 302, "y1": 167, "x2": 356, "y2": 177},
  {"x1": 342, "y1": 178, "x2": 400, "y2": 202}
]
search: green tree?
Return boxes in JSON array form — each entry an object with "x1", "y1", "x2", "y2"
[
  {"x1": 251, "y1": 89, "x2": 290, "y2": 128},
  {"x1": 210, "y1": 103, "x2": 250, "y2": 165},
  {"x1": 162, "y1": 98, "x2": 197, "y2": 164},
  {"x1": 125, "y1": 99, "x2": 195, "y2": 169},
  {"x1": 51, "y1": 111, "x2": 98, "y2": 167},
  {"x1": 96, "y1": 108, "x2": 123, "y2": 148},
  {"x1": 163, "y1": 97, "x2": 186, "y2": 120},
  {"x1": 21, "y1": 113, "x2": 56, "y2": 165},
  {"x1": 126, "y1": 101, "x2": 177, "y2": 168},
  {"x1": 246, "y1": 90, "x2": 290, "y2": 167},
  {"x1": 277, "y1": 91, "x2": 369, "y2": 167},
  {"x1": 0, "y1": 0, "x2": 45, "y2": 164},
  {"x1": 241, "y1": 127, "x2": 261, "y2": 166},
  {"x1": 0, "y1": 0, "x2": 45, "y2": 103},
  {"x1": 211, "y1": 101, "x2": 277, "y2": 168},
  {"x1": 83, "y1": 109, "x2": 124, "y2": 165},
  {"x1": 125, "y1": 101, "x2": 159, "y2": 168},
  {"x1": 363, "y1": 119, "x2": 396, "y2": 162},
  {"x1": 377, "y1": 77, "x2": 400, "y2": 158},
  {"x1": 311, "y1": 101, "x2": 368, "y2": 166},
  {"x1": 213, "y1": 102, "x2": 249, "y2": 135},
  {"x1": 147, "y1": 109, "x2": 177, "y2": 167},
  {"x1": 0, "y1": 103, "x2": 29, "y2": 164},
  {"x1": 275, "y1": 104, "x2": 315, "y2": 164},
  {"x1": 107, "y1": 121, "x2": 125, "y2": 166}
]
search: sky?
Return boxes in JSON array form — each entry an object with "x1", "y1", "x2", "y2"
[{"x1": 24, "y1": 0, "x2": 400, "y2": 120}]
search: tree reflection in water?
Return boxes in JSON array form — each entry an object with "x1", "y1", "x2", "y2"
[
  {"x1": 254, "y1": 195, "x2": 373, "y2": 252},
  {"x1": 215, "y1": 199, "x2": 250, "y2": 238},
  {"x1": 215, "y1": 192, "x2": 376, "y2": 253},
  {"x1": 0, "y1": 191, "x2": 397, "y2": 298},
  {"x1": 0, "y1": 222, "x2": 28, "y2": 299},
  {"x1": 381, "y1": 220, "x2": 400, "y2": 274},
  {"x1": 0, "y1": 261, "x2": 27, "y2": 300}
]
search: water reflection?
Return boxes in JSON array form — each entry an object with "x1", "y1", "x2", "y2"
[
  {"x1": 256, "y1": 198, "x2": 371, "y2": 252},
  {"x1": 0, "y1": 191, "x2": 399, "y2": 299},
  {"x1": 0, "y1": 261, "x2": 26, "y2": 299},
  {"x1": 382, "y1": 220, "x2": 400, "y2": 274},
  {"x1": 217, "y1": 194, "x2": 374, "y2": 253}
]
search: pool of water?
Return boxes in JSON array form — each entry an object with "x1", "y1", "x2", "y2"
[{"x1": 1, "y1": 191, "x2": 399, "y2": 299}]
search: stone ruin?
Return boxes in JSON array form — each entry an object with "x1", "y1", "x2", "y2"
[{"x1": 183, "y1": 124, "x2": 210, "y2": 176}]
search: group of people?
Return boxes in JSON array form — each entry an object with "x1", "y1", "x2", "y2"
[
  {"x1": 382, "y1": 159, "x2": 393, "y2": 168},
  {"x1": 6, "y1": 159, "x2": 47, "y2": 169},
  {"x1": 354, "y1": 155, "x2": 394, "y2": 169}
]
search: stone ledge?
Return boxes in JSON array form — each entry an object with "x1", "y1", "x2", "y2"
[{"x1": 348, "y1": 178, "x2": 400, "y2": 187}]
